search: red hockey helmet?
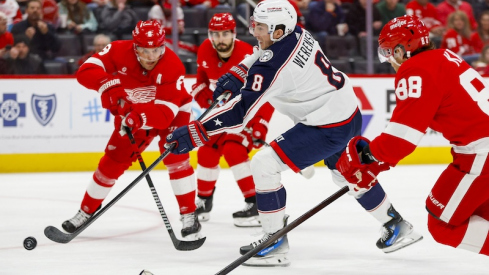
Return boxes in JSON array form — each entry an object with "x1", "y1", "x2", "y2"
[
  {"x1": 208, "y1": 13, "x2": 236, "y2": 33},
  {"x1": 132, "y1": 20, "x2": 165, "y2": 48},
  {"x1": 378, "y1": 15, "x2": 430, "y2": 63}
]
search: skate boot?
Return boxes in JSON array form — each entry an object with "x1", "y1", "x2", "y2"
[
  {"x1": 240, "y1": 215, "x2": 290, "y2": 267},
  {"x1": 233, "y1": 197, "x2": 260, "y2": 227},
  {"x1": 62, "y1": 209, "x2": 92, "y2": 233},
  {"x1": 181, "y1": 212, "x2": 202, "y2": 240},
  {"x1": 195, "y1": 188, "x2": 214, "y2": 221},
  {"x1": 376, "y1": 206, "x2": 423, "y2": 253}
]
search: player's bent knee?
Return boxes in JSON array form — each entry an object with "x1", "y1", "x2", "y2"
[
  {"x1": 98, "y1": 154, "x2": 131, "y2": 179},
  {"x1": 427, "y1": 214, "x2": 463, "y2": 248},
  {"x1": 250, "y1": 147, "x2": 287, "y2": 190},
  {"x1": 222, "y1": 141, "x2": 249, "y2": 165}
]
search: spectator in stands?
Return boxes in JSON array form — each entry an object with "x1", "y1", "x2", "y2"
[
  {"x1": 97, "y1": 0, "x2": 137, "y2": 39},
  {"x1": 291, "y1": 0, "x2": 310, "y2": 10},
  {"x1": 472, "y1": 45, "x2": 489, "y2": 75},
  {"x1": 471, "y1": 10, "x2": 489, "y2": 54},
  {"x1": 306, "y1": 0, "x2": 346, "y2": 49},
  {"x1": 436, "y1": 0, "x2": 477, "y2": 30},
  {"x1": 0, "y1": 0, "x2": 22, "y2": 31},
  {"x1": 148, "y1": 0, "x2": 184, "y2": 34},
  {"x1": 474, "y1": 0, "x2": 489, "y2": 23},
  {"x1": 345, "y1": 0, "x2": 382, "y2": 37},
  {"x1": 0, "y1": 11, "x2": 13, "y2": 55},
  {"x1": 441, "y1": 10, "x2": 476, "y2": 62},
  {"x1": 77, "y1": 33, "x2": 110, "y2": 68},
  {"x1": 42, "y1": 0, "x2": 60, "y2": 28},
  {"x1": 376, "y1": 0, "x2": 406, "y2": 26},
  {"x1": 406, "y1": 0, "x2": 444, "y2": 37},
  {"x1": 4, "y1": 34, "x2": 46, "y2": 74},
  {"x1": 179, "y1": 0, "x2": 220, "y2": 10},
  {"x1": 58, "y1": 0, "x2": 98, "y2": 33},
  {"x1": 11, "y1": 0, "x2": 61, "y2": 60}
]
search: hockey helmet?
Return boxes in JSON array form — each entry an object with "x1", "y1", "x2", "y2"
[
  {"x1": 378, "y1": 15, "x2": 430, "y2": 63},
  {"x1": 133, "y1": 20, "x2": 165, "y2": 48},
  {"x1": 209, "y1": 13, "x2": 236, "y2": 32},
  {"x1": 249, "y1": 0, "x2": 297, "y2": 42}
]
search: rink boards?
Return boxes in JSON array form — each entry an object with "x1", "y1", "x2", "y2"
[{"x1": 0, "y1": 76, "x2": 456, "y2": 172}]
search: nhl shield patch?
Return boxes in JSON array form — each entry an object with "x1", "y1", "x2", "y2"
[
  {"x1": 31, "y1": 94, "x2": 57, "y2": 126},
  {"x1": 260, "y1": 50, "x2": 273, "y2": 62}
]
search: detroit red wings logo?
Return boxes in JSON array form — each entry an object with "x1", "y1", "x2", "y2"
[{"x1": 125, "y1": 86, "x2": 157, "y2": 103}]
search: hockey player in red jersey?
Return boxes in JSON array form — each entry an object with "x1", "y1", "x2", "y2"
[
  {"x1": 63, "y1": 20, "x2": 203, "y2": 240},
  {"x1": 191, "y1": 13, "x2": 274, "y2": 227},
  {"x1": 337, "y1": 15, "x2": 489, "y2": 256}
]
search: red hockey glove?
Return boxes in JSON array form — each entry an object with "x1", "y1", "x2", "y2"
[
  {"x1": 249, "y1": 118, "x2": 269, "y2": 149},
  {"x1": 99, "y1": 78, "x2": 129, "y2": 116},
  {"x1": 191, "y1": 83, "x2": 213, "y2": 109},
  {"x1": 121, "y1": 111, "x2": 144, "y2": 134},
  {"x1": 213, "y1": 64, "x2": 248, "y2": 102},
  {"x1": 336, "y1": 136, "x2": 390, "y2": 191},
  {"x1": 165, "y1": 121, "x2": 209, "y2": 154},
  {"x1": 227, "y1": 131, "x2": 253, "y2": 152}
]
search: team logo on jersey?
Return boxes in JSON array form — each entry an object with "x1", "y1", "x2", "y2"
[
  {"x1": 260, "y1": 50, "x2": 273, "y2": 62},
  {"x1": 202, "y1": 61, "x2": 209, "y2": 68},
  {"x1": 31, "y1": 94, "x2": 56, "y2": 126},
  {"x1": 0, "y1": 93, "x2": 26, "y2": 127},
  {"x1": 125, "y1": 86, "x2": 157, "y2": 103}
]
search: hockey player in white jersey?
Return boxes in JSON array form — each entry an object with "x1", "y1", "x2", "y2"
[{"x1": 166, "y1": 0, "x2": 422, "y2": 266}]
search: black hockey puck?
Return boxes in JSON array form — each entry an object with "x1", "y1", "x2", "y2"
[{"x1": 24, "y1": 236, "x2": 37, "y2": 250}]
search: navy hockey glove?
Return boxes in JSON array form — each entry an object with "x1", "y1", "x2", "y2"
[
  {"x1": 165, "y1": 121, "x2": 209, "y2": 154},
  {"x1": 213, "y1": 64, "x2": 248, "y2": 102},
  {"x1": 336, "y1": 136, "x2": 390, "y2": 191}
]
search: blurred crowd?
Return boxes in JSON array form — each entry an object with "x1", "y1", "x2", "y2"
[{"x1": 0, "y1": 0, "x2": 488, "y2": 75}]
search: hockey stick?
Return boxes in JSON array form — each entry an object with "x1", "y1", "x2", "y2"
[
  {"x1": 125, "y1": 126, "x2": 205, "y2": 251},
  {"x1": 215, "y1": 186, "x2": 349, "y2": 275},
  {"x1": 255, "y1": 139, "x2": 316, "y2": 179},
  {"x1": 44, "y1": 93, "x2": 230, "y2": 244}
]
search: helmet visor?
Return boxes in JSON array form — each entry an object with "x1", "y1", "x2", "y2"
[
  {"x1": 378, "y1": 47, "x2": 392, "y2": 63},
  {"x1": 136, "y1": 46, "x2": 165, "y2": 62}
]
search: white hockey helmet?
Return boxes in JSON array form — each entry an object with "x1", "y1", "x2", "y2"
[{"x1": 249, "y1": 0, "x2": 297, "y2": 42}]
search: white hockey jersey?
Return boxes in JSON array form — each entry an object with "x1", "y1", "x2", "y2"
[{"x1": 202, "y1": 26, "x2": 359, "y2": 135}]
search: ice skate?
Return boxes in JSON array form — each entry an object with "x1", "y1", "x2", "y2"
[
  {"x1": 62, "y1": 209, "x2": 92, "y2": 233},
  {"x1": 233, "y1": 201, "x2": 260, "y2": 227},
  {"x1": 377, "y1": 206, "x2": 423, "y2": 253},
  {"x1": 195, "y1": 188, "x2": 214, "y2": 221},
  {"x1": 181, "y1": 212, "x2": 203, "y2": 240},
  {"x1": 240, "y1": 215, "x2": 290, "y2": 267}
]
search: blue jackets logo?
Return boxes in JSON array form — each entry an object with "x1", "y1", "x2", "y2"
[
  {"x1": 32, "y1": 94, "x2": 57, "y2": 126},
  {"x1": 0, "y1": 93, "x2": 26, "y2": 127}
]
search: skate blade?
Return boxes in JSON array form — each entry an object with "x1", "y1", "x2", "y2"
[
  {"x1": 383, "y1": 231, "x2": 423, "y2": 253},
  {"x1": 182, "y1": 232, "x2": 205, "y2": 241},
  {"x1": 242, "y1": 254, "x2": 290, "y2": 267},
  {"x1": 234, "y1": 216, "x2": 261, "y2": 227},
  {"x1": 197, "y1": 213, "x2": 210, "y2": 222}
]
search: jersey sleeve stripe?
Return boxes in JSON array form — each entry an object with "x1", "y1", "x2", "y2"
[
  {"x1": 154, "y1": 99, "x2": 179, "y2": 117},
  {"x1": 179, "y1": 102, "x2": 192, "y2": 114},
  {"x1": 383, "y1": 122, "x2": 425, "y2": 145},
  {"x1": 84, "y1": 57, "x2": 106, "y2": 71}
]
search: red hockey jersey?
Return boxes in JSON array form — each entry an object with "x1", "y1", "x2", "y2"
[
  {"x1": 441, "y1": 29, "x2": 475, "y2": 56},
  {"x1": 195, "y1": 38, "x2": 253, "y2": 92},
  {"x1": 77, "y1": 40, "x2": 192, "y2": 130},
  {"x1": 370, "y1": 49, "x2": 489, "y2": 165}
]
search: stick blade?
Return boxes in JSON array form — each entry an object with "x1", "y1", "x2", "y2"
[
  {"x1": 44, "y1": 226, "x2": 73, "y2": 244},
  {"x1": 175, "y1": 236, "x2": 206, "y2": 251}
]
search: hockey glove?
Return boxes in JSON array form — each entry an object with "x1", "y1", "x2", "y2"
[
  {"x1": 335, "y1": 136, "x2": 390, "y2": 191},
  {"x1": 165, "y1": 121, "x2": 209, "y2": 154},
  {"x1": 191, "y1": 83, "x2": 213, "y2": 109},
  {"x1": 99, "y1": 77, "x2": 129, "y2": 116},
  {"x1": 249, "y1": 118, "x2": 269, "y2": 149},
  {"x1": 121, "y1": 111, "x2": 144, "y2": 135},
  {"x1": 213, "y1": 64, "x2": 248, "y2": 102}
]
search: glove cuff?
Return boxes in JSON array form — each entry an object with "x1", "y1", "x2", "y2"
[
  {"x1": 229, "y1": 65, "x2": 247, "y2": 82},
  {"x1": 99, "y1": 78, "x2": 121, "y2": 93}
]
